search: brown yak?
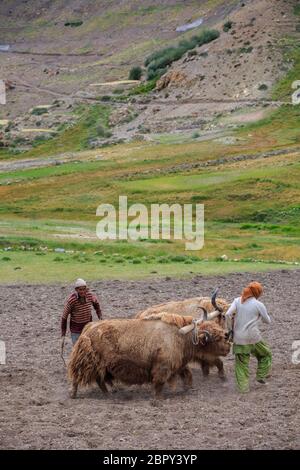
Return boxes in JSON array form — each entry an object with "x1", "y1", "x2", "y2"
[
  {"x1": 68, "y1": 314, "x2": 231, "y2": 399},
  {"x1": 135, "y1": 289, "x2": 231, "y2": 379},
  {"x1": 136, "y1": 289, "x2": 229, "y2": 327}
]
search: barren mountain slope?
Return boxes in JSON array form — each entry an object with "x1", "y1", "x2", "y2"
[{"x1": 0, "y1": 0, "x2": 299, "y2": 143}]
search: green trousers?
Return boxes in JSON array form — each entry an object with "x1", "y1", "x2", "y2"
[{"x1": 233, "y1": 341, "x2": 272, "y2": 393}]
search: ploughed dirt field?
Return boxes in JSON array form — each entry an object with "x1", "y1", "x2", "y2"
[{"x1": 0, "y1": 270, "x2": 299, "y2": 450}]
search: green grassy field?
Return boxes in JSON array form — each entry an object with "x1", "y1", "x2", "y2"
[
  {"x1": 1, "y1": 102, "x2": 300, "y2": 283},
  {"x1": 1, "y1": 251, "x2": 297, "y2": 284}
]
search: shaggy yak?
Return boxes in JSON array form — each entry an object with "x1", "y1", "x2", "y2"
[
  {"x1": 135, "y1": 289, "x2": 231, "y2": 379},
  {"x1": 67, "y1": 313, "x2": 231, "y2": 399},
  {"x1": 136, "y1": 289, "x2": 229, "y2": 327}
]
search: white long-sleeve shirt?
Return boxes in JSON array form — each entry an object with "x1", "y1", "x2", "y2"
[{"x1": 225, "y1": 296, "x2": 271, "y2": 345}]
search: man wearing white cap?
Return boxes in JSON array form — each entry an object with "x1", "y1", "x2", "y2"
[{"x1": 61, "y1": 278, "x2": 102, "y2": 345}]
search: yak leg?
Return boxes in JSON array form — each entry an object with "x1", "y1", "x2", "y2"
[
  {"x1": 70, "y1": 382, "x2": 78, "y2": 399},
  {"x1": 151, "y1": 362, "x2": 169, "y2": 399},
  {"x1": 167, "y1": 374, "x2": 178, "y2": 391},
  {"x1": 200, "y1": 359, "x2": 210, "y2": 377},
  {"x1": 153, "y1": 382, "x2": 165, "y2": 399},
  {"x1": 105, "y1": 371, "x2": 114, "y2": 388},
  {"x1": 96, "y1": 376, "x2": 109, "y2": 394},
  {"x1": 215, "y1": 358, "x2": 226, "y2": 380},
  {"x1": 179, "y1": 367, "x2": 193, "y2": 389}
]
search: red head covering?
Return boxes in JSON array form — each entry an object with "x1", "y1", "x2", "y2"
[{"x1": 241, "y1": 281, "x2": 263, "y2": 303}]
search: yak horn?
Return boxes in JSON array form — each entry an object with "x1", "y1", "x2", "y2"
[
  {"x1": 179, "y1": 323, "x2": 196, "y2": 335},
  {"x1": 207, "y1": 310, "x2": 221, "y2": 321},
  {"x1": 211, "y1": 287, "x2": 223, "y2": 312},
  {"x1": 199, "y1": 329, "x2": 212, "y2": 342}
]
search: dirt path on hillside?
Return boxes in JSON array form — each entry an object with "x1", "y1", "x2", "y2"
[
  {"x1": 1, "y1": 144, "x2": 299, "y2": 175},
  {"x1": 0, "y1": 270, "x2": 299, "y2": 449}
]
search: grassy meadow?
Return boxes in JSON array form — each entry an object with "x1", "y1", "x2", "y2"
[{"x1": 0, "y1": 102, "x2": 300, "y2": 283}]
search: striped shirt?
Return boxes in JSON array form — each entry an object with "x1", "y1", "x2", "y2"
[{"x1": 61, "y1": 290, "x2": 102, "y2": 335}]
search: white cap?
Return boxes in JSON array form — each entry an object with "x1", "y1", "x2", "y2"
[{"x1": 75, "y1": 278, "x2": 87, "y2": 288}]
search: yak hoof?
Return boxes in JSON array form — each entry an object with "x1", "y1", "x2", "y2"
[
  {"x1": 167, "y1": 375, "x2": 177, "y2": 391},
  {"x1": 151, "y1": 398, "x2": 164, "y2": 407},
  {"x1": 153, "y1": 382, "x2": 165, "y2": 400},
  {"x1": 69, "y1": 389, "x2": 77, "y2": 399},
  {"x1": 96, "y1": 378, "x2": 109, "y2": 394}
]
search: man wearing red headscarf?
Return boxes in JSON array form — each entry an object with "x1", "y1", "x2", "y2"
[{"x1": 226, "y1": 281, "x2": 272, "y2": 393}]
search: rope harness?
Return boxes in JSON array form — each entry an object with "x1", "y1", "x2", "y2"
[
  {"x1": 191, "y1": 321, "x2": 212, "y2": 346},
  {"x1": 192, "y1": 320, "x2": 200, "y2": 345},
  {"x1": 61, "y1": 337, "x2": 67, "y2": 367}
]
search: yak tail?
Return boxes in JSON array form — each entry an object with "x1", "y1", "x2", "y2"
[{"x1": 67, "y1": 334, "x2": 99, "y2": 387}]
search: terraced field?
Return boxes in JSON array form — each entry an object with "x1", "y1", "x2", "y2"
[{"x1": 0, "y1": 105, "x2": 299, "y2": 283}]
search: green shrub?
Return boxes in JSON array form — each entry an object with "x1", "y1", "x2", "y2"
[
  {"x1": 129, "y1": 66, "x2": 143, "y2": 80},
  {"x1": 223, "y1": 21, "x2": 233, "y2": 32},
  {"x1": 258, "y1": 83, "x2": 268, "y2": 90},
  {"x1": 239, "y1": 46, "x2": 253, "y2": 53},
  {"x1": 147, "y1": 47, "x2": 185, "y2": 71},
  {"x1": 13, "y1": 136, "x2": 27, "y2": 145},
  {"x1": 170, "y1": 255, "x2": 187, "y2": 262},
  {"x1": 144, "y1": 47, "x2": 176, "y2": 67},
  {"x1": 157, "y1": 257, "x2": 170, "y2": 264},
  {"x1": 251, "y1": 211, "x2": 269, "y2": 222},
  {"x1": 194, "y1": 30, "x2": 220, "y2": 46},
  {"x1": 128, "y1": 79, "x2": 157, "y2": 95},
  {"x1": 100, "y1": 95, "x2": 111, "y2": 102},
  {"x1": 31, "y1": 107, "x2": 48, "y2": 116},
  {"x1": 179, "y1": 38, "x2": 198, "y2": 49},
  {"x1": 64, "y1": 20, "x2": 83, "y2": 27},
  {"x1": 32, "y1": 134, "x2": 53, "y2": 147},
  {"x1": 294, "y1": 5, "x2": 300, "y2": 15},
  {"x1": 146, "y1": 67, "x2": 166, "y2": 81},
  {"x1": 248, "y1": 242, "x2": 261, "y2": 248},
  {"x1": 96, "y1": 125, "x2": 112, "y2": 138},
  {"x1": 4, "y1": 121, "x2": 13, "y2": 132},
  {"x1": 144, "y1": 29, "x2": 220, "y2": 81}
]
